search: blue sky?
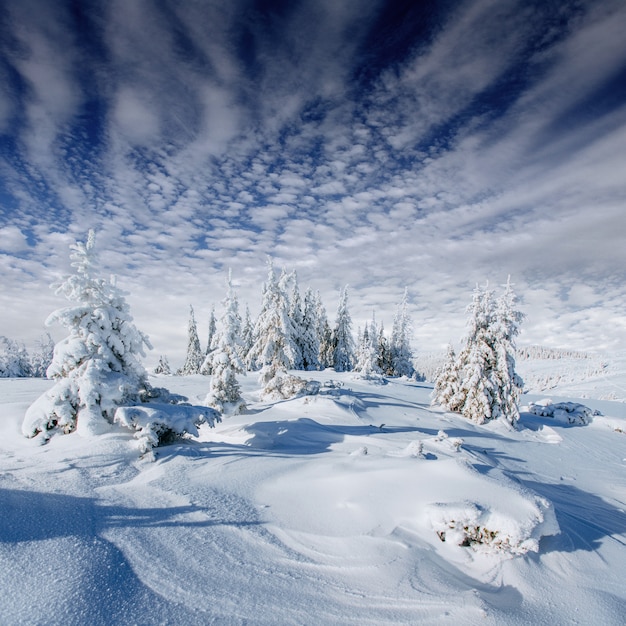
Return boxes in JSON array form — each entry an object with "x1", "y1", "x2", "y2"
[{"x1": 1, "y1": 0, "x2": 625, "y2": 365}]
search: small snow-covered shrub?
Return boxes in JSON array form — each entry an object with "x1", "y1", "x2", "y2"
[
  {"x1": 260, "y1": 370, "x2": 309, "y2": 400},
  {"x1": 427, "y1": 497, "x2": 556, "y2": 556},
  {"x1": 114, "y1": 403, "x2": 220, "y2": 456},
  {"x1": 528, "y1": 400, "x2": 599, "y2": 425}
]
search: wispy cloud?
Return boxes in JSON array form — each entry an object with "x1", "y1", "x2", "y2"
[{"x1": 1, "y1": 0, "x2": 625, "y2": 362}]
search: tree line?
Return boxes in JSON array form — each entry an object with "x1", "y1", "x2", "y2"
[{"x1": 18, "y1": 231, "x2": 525, "y2": 454}]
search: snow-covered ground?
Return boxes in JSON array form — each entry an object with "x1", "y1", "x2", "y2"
[{"x1": 1, "y1": 369, "x2": 625, "y2": 625}]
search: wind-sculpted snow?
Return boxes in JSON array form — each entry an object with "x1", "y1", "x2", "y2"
[{"x1": 1, "y1": 371, "x2": 626, "y2": 624}]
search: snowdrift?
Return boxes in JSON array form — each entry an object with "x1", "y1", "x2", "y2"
[{"x1": 1, "y1": 372, "x2": 625, "y2": 624}]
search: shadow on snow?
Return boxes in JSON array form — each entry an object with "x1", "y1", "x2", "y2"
[{"x1": 0, "y1": 487, "x2": 261, "y2": 544}]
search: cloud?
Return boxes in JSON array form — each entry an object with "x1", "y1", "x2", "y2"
[
  {"x1": 1, "y1": 0, "x2": 625, "y2": 363},
  {"x1": 0, "y1": 226, "x2": 29, "y2": 253}
]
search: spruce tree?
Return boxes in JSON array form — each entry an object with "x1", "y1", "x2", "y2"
[
  {"x1": 23, "y1": 230, "x2": 152, "y2": 438},
  {"x1": 433, "y1": 281, "x2": 524, "y2": 427},
  {"x1": 491, "y1": 278, "x2": 525, "y2": 425},
  {"x1": 315, "y1": 291, "x2": 334, "y2": 369},
  {"x1": 390, "y1": 288, "x2": 415, "y2": 377},
  {"x1": 248, "y1": 260, "x2": 296, "y2": 392},
  {"x1": 288, "y1": 278, "x2": 305, "y2": 370},
  {"x1": 300, "y1": 287, "x2": 321, "y2": 371},
  {"x1": 200, "y1": 306, "x2": 218, "y2": 374},
  {"x1": 178, "y1": 305, "x2": 203, "y2": 375},
  {"x1": 332, "y1": 286, "x2": 355, "y2": 372},
  {"x1": 153, "y1": 355, "x2": 172, "y2": 375},
  {"x1": 206, "y1": 271, "x2": 246, "y2": 415},
  {"x1": 240, "y1": 304, "x2": 254, "y2": 368},
  {"x1": 432, "y1": 344, "x2": 462, "y2": 410}
]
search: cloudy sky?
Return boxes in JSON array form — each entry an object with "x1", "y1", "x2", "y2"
[{"x1": 1, "y1": 0, "x2": 625, "y2": 365}]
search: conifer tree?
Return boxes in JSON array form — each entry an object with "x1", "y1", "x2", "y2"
[
  {"x1": 433, "y1": 281, "x2": 524, "y2": 427},
  {"x1": 23, "y1": 230, "x2": 152, "y2": 438},
  {"x1": 315, "y1": 291, "x2": 334, "y2": 369},
  {"x1": 491, "y1": 277, "x2": 525, "y2": 424},
  {"x1": 332, "y1": 286, "x2": 355, "y2": 372},
  {"x1": 431, "y1": 344, "x2": 461, "y2": 409},
  {"x1": 390, "y1": 288, "x2": 415, "y2": 377},
  {"x1": 153, "y1": 354, "x2": 172, "y2": 375},
  {"x1": 299, "y1": 288, "x2": 321, "y2": 370},
  {"x1": 178, "y1": 305, "x2": 203, "y2": 375},
  {"x1": 248, "y1": 259, "x2": 296, "y2": 392},
  {"x1": 355, "y1": 318, "x2": 382, "y2": 379},
  {"x1": 288, "y1": 278, "x2": 305, "y2": 370},
  {"x1": 200, "y1": 306, "x2": 218, "y2": 374},
  {"x1": 240, "y1": 304, "x2": 254, "y2": 368},
  {"x1": 206, "y1": 271, "x2": 246, "y2": 415}
]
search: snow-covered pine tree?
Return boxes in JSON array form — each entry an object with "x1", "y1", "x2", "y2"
[
  {"x1": 22, "y1": 230, "x2": 152, "y2": 438},
  {"x1": 390, "y1": 288, "x2": 415, "y2": 378},
  {"x1": 205, "y1": 270, "x2": 246, "y2": 415},
  {"x1": 178, "y1": 305, "x2": 203, "y2": 375},
  {"x1": 30, "y1": 333, "x2": 55, "y2": 378},
  {"x1": 454, "y1": 284, "x2": 497, "y2": 424},
  {"x1": 431, "y1": 343, "x2": 462, "y2": 410},
  {"x1": 490, "y1": 277, "x2": 525, "y2": 425},
  {"x1": 240, "y1": 304, "x2": 254, "y2": 368},
  {"x1": 354, "y1": 317, "x2": 383, "y2": 380},
  {"x1": 288, "y1": 277, "x2": 305, "y2": 370},
  {"x1": 434, "y1": 281, "x2": 524, "y2": 426},
  {"x1": 200, "y1": 306, "x2": 218, "y2": 374},
  {"x1": 300, "y1": 287, "x2": 321, "y2": 370},
  {"x1": 315, "y1": 291, "x2": 334, "y2": 369},
  {"x1": 153, "y1": 354, "x2": 171, "y2": 375},
  {"x1": 248, "y1": 259, "x2": 299, "y2": 396},
  {"x1": 332, "y1": 286, "x2": 355, "y2": 372},
  {"x1": 376, "y1": 321, "x2": 393, "y2": 375}
]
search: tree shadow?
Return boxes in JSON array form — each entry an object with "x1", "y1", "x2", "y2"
[
  {"x1": 0, "y1": 487, "x2": 261, "y2": 544},
  {"x1": 241, "y1": 418, "x2": 422, "y2": 454},
  {"x1": 518, "y1": 480, "x2": 626, "y2": 554}
]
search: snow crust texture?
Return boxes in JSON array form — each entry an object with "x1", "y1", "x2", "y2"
[{"x1": 2, "y1": 372, "x2": 626, "y2": 624}]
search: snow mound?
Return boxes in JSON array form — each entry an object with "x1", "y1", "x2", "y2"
[
  {"x1": 528, "y1": 399, "x2": 599, "y2": 425},
  {"x1": 427, "y1": 495, "x2": 557, "y2": 556},
  {"x1": 114, "y1": 403, "x2": 220, "y2": 456}
]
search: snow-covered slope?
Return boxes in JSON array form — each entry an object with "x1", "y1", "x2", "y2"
[{"x1": 1, "y1": 372, "x2": 625, "y2": 624}]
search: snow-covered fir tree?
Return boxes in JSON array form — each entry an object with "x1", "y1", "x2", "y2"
[
  {"x1": 354, "y1": 318, "x2": 383, "y2": 380},
  {"x1": 431, "y1": 344, "x2": 462, "y2": 409},
  {"x1": 389, "y1": 288, "x2": 415, "y2": 377},
  {"x1": 433, "y1": 281, "x2": 524, "y2": 427},
  {"x1": 200, "y1": 306, "x2": 218, "y2": 375},
  {"x1": 247, "y1": 260, "x2": 298, "y2": 394},
  {"x1": 22, "y1": 230, "x2": 152, "y2": 438},
  {"x1": 288, "y1": 277, "x2": 305, "y2": 370},
  {"x1": 300, "y1": 288, "x2": 321, "y2": 370},
  {"x1": 332, "y1": 286, "x2": 355, "y2": 372},
  {"x1": 205, "y1": 271, "x2": 246, "y2": 415},
  {"x1": 240, "y1": 304, "x2": 254, "y2": 367},
  {"x1": 178, "y1": 305, "x2": 203, "y2": 375},
  {"x1": 454, "y1": 284, "x2": 498, "y2": 423},
  {"x1": 376, "y1": 321, "x2": 393, "y2": 375},
  {"x1": 316, "y1": 291, "x2": 334, "y2": 369},
  {"x1": 490, "y1": 277, "x2": 525, "y2": 424},
  {"x1": 153, "y1": 354, "x2": 172, "y2": 375}
]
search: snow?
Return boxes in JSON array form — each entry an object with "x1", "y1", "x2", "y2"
[{"x1": 1, "y1": 368, "x2": 626, "y2": 624}]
